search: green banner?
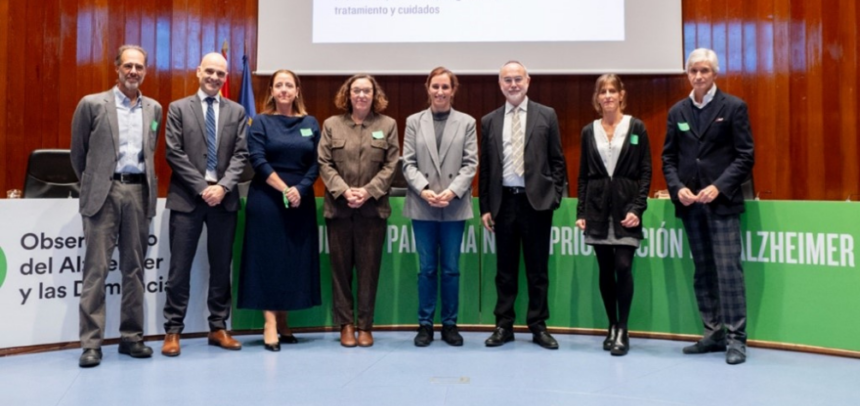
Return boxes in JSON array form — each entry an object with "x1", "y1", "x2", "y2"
[
  {"x1": 231, "y1": 198, "x2": 482, "y2": 329},
  {"x1": 232, "y1": 198, "x2": 860, "y2": 353}
]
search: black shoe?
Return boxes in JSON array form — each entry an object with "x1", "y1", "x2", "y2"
[
  {"x1": 414, "y1": 325, "x2": 434, "y2": 347},
  {"x1": 532, "y1": 331, "x2": 559, "y2": 350},
  {"x1": 118, "y1": 340, "x2": 153, "y2": 358},
  {"x1": 683, "y1": 338, "x2": 727, "y2": 354},
  {"x1": 726, "y1": 344, "x2": 747, "y2": 365},
  {"x1": 279, "y1": 334, "x2": 299, "y2": 344},
  {"x1": 441, "y1": 325, "x2": 464, "y2": 346},
  {"x1": 264, "y1": 342, "x2": 281, "y2": 352},
  {"x1": 610, "y1": 327, "x2": 629, "y2": 356},
  {"x1": 485, "y1": 326, "x2": 514, "y2": 347},
  {"x1": 603, "y1": 324, "x2": 618, "y2": 351},
  {"x1": 79, "y1": 348, "x2": 102, "y2": 368}
]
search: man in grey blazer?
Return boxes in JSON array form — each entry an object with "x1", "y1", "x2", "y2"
[
  {"x1": 160, "y1": 52, "x2": 248, "y2": 356},
  {"x1": 71, "y1": 45, "x2": 162, "y2": 368},
  {"x1": 479, "y1": 61, "x2": 567, "y2": 349}
]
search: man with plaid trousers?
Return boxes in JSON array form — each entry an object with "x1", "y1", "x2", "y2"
[{"x1": 662, "y1": 48, "x2": 754, "y2": 365}]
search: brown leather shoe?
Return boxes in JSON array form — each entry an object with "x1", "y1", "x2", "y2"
[
  {"x1": 340, "y1": 324, "x2": 357, "y2": 347},
  {"x1": 357, "y1": 329, "x2": 374, "y2": 347},
  {"x1": 208, "y1": 330, "x2": 242, "y2": 350},
  {"x1": 161, "y1": 333, "x2": 181, "y2": 357}
]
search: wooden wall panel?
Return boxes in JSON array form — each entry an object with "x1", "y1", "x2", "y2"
[
  {"x1": 0, "y1": 0, "x2": 858, "y2": 201},
  {"x1": 769, "y1": 0, "x2": 792, "y2": 201},
  {"x1": 0, "y1": 0, "x2": 9, "y2": 193},
  {"x1": 0, "y1": 0, "x2": 258, "y2": 196},
  {"x1": 5, "y1": 0, "x2": 27, "y2": 196},
  {"x1": 843, "y1": 0, "x2": 860, "y2": 201}
]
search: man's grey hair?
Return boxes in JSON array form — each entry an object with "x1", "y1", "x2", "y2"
[
  {"x1": 685, "y1": 48, "x2": 719, "y2": 74},
  {"x1": 499, "y1": 60, "x2": 530, "y2": 79}
]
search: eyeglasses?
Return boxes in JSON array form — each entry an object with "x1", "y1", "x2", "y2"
[
  {"x1": 120, "y1": 63, "x2": 145, "y2": 72},
  {"x1": 501, "y1": 76, "x2": 525, "y2": 85},
  {"x1": 351, "y1": 87, "x2": 373, "y2": 95}
]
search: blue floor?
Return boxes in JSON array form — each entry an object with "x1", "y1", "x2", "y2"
[{"x1": 1, "y1": 331, "x2": 857, "y2": 406}]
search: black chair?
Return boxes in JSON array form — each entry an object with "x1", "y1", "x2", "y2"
[
  {"x1": 389, "y1": 159, "x2": 408, "y2": 197},
  {"x1": 22, "y1": 149, "x2": 80, "y2": 198},
  {"x1": 237, "y1": 162, "x2": 256, "y2": 199}
]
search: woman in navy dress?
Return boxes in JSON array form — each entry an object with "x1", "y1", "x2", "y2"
[{"x1": 238, "y1": 69, "x2": 321, "y2": 351}]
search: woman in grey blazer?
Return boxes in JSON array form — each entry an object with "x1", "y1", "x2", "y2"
[{"x1": 402, "y1": 67, "x2": 478, "y2": 347}]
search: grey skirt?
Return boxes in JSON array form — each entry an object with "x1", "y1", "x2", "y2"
[{"x1": 584, "y1": 216, "x2": 640, "y2": 248}]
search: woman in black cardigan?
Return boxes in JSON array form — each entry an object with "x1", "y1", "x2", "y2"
[{"x1": 575, "y1": 74, "x2": 651, "y2": 356}]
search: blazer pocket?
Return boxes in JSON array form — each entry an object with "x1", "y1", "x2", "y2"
[
  {"x1": 222, "y1": 123, "x2": 237, "y2": 135},
  {"x1": 79, "y1": 171, "x2": 92, "y2": 205},
  {"x1": 369, "y1": 139, "x2": 388, "y2": 162},
  {"x1": 330, "y1": 138, "x2": 347, "y2": 162},
  {"x1": 148, "y1": 131, "x2": 158, "y2": 151},
  {"x1": 704, "y1": 121, "x2": 729, "y2": 139}
]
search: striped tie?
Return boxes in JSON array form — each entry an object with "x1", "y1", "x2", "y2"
[
  {"x1": 511, "y1": 107, "x2": 524, "y2": 176},
  {"x1": 205, "y1": 97, "x2": 217, "y2": 173}
]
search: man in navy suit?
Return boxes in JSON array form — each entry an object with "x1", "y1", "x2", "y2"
[
  {"x1": 479, "y1": 61, "x2": 567, "y2": 349},
  {"x1": 662, "y1": 48, "x2": 755, "y2": 365}
]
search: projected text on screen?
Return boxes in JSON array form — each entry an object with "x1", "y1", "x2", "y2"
[{"x1": 312, "y1": 0, "x2": 624, "y2": 43}]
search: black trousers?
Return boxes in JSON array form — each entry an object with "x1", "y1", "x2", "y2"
[
  {"x1": 163, "y1": 202, "x2": 237, "y2": 333},
  {"x1": 492, "y1": 191, "x2": 554, "y2": 331}
]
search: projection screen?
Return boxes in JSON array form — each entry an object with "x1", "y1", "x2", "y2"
[{"x1": 257, "y1": 0, "x2": 683, "y2": 75}]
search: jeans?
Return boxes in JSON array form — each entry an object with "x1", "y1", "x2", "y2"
[{"x1": 412, "y1": 220, "x2": 466, "y2": 326}]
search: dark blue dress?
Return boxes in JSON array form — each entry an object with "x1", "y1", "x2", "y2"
[{"x1": 238, "y1": 114, "x2": 321, "y2": 310}]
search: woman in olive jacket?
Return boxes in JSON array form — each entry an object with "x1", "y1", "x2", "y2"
[{"x1": 576, "y1": 74, "x2": 651, "y2": 356}]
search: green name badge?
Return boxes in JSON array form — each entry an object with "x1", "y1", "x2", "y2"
[
  {"x1": 678, "y1": 122, "x2": 690, "y2": 132},
  {"x1": 300, "y1": 128, "x2": 313, "y2": 137},
  {"x1": 371, "y1": 130, "x2": 384, "y2": 139},
  {"x1": 630, "y1": 134, "x2": 639, "y2": 145},
  {"x1": 151, "y1": 120, "x2": 159, "y2": 132}
]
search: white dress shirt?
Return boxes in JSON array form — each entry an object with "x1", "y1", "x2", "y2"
[
  {"x1": 689, "y1": 84, "x2": 717, "y2": 109},
  {"x1": 501, "y1": 97, "x2": 527, "y2": 187}
]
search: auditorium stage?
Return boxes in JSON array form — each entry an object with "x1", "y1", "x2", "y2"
[{"x1": 1, "y1": 331, "x2": 856, "y2": 406}]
